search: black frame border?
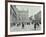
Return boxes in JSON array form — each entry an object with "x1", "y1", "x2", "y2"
[{"x1": 5, "y1": 1, "x2": 45, "y2": 37}]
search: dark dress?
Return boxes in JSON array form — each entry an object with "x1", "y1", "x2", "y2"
[
  {"x1": 34, "y1": 23, "x2": 36, "y2": 30},
  {"x1": 22, "y1": 22, "x2": 24, "y2": 29},
  {"x1": 34, "y1": 22, "x2": 39, "y2": 30}
]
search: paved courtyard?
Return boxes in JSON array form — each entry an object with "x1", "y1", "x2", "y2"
[{"x1": 10, "y1": 23, "x2": 41, "y2": 32}]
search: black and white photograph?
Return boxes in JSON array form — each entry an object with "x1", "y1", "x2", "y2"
[
  {"x1": 10, "y1": 5, "x2": 41, "y2": 31},
  {"x1": 8, "y1": 2, "x2": 45, "y2": 35}
]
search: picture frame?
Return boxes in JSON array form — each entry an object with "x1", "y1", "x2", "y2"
[{"x1": 5, "y1": 1, "x2": 45, "y2": 36}]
